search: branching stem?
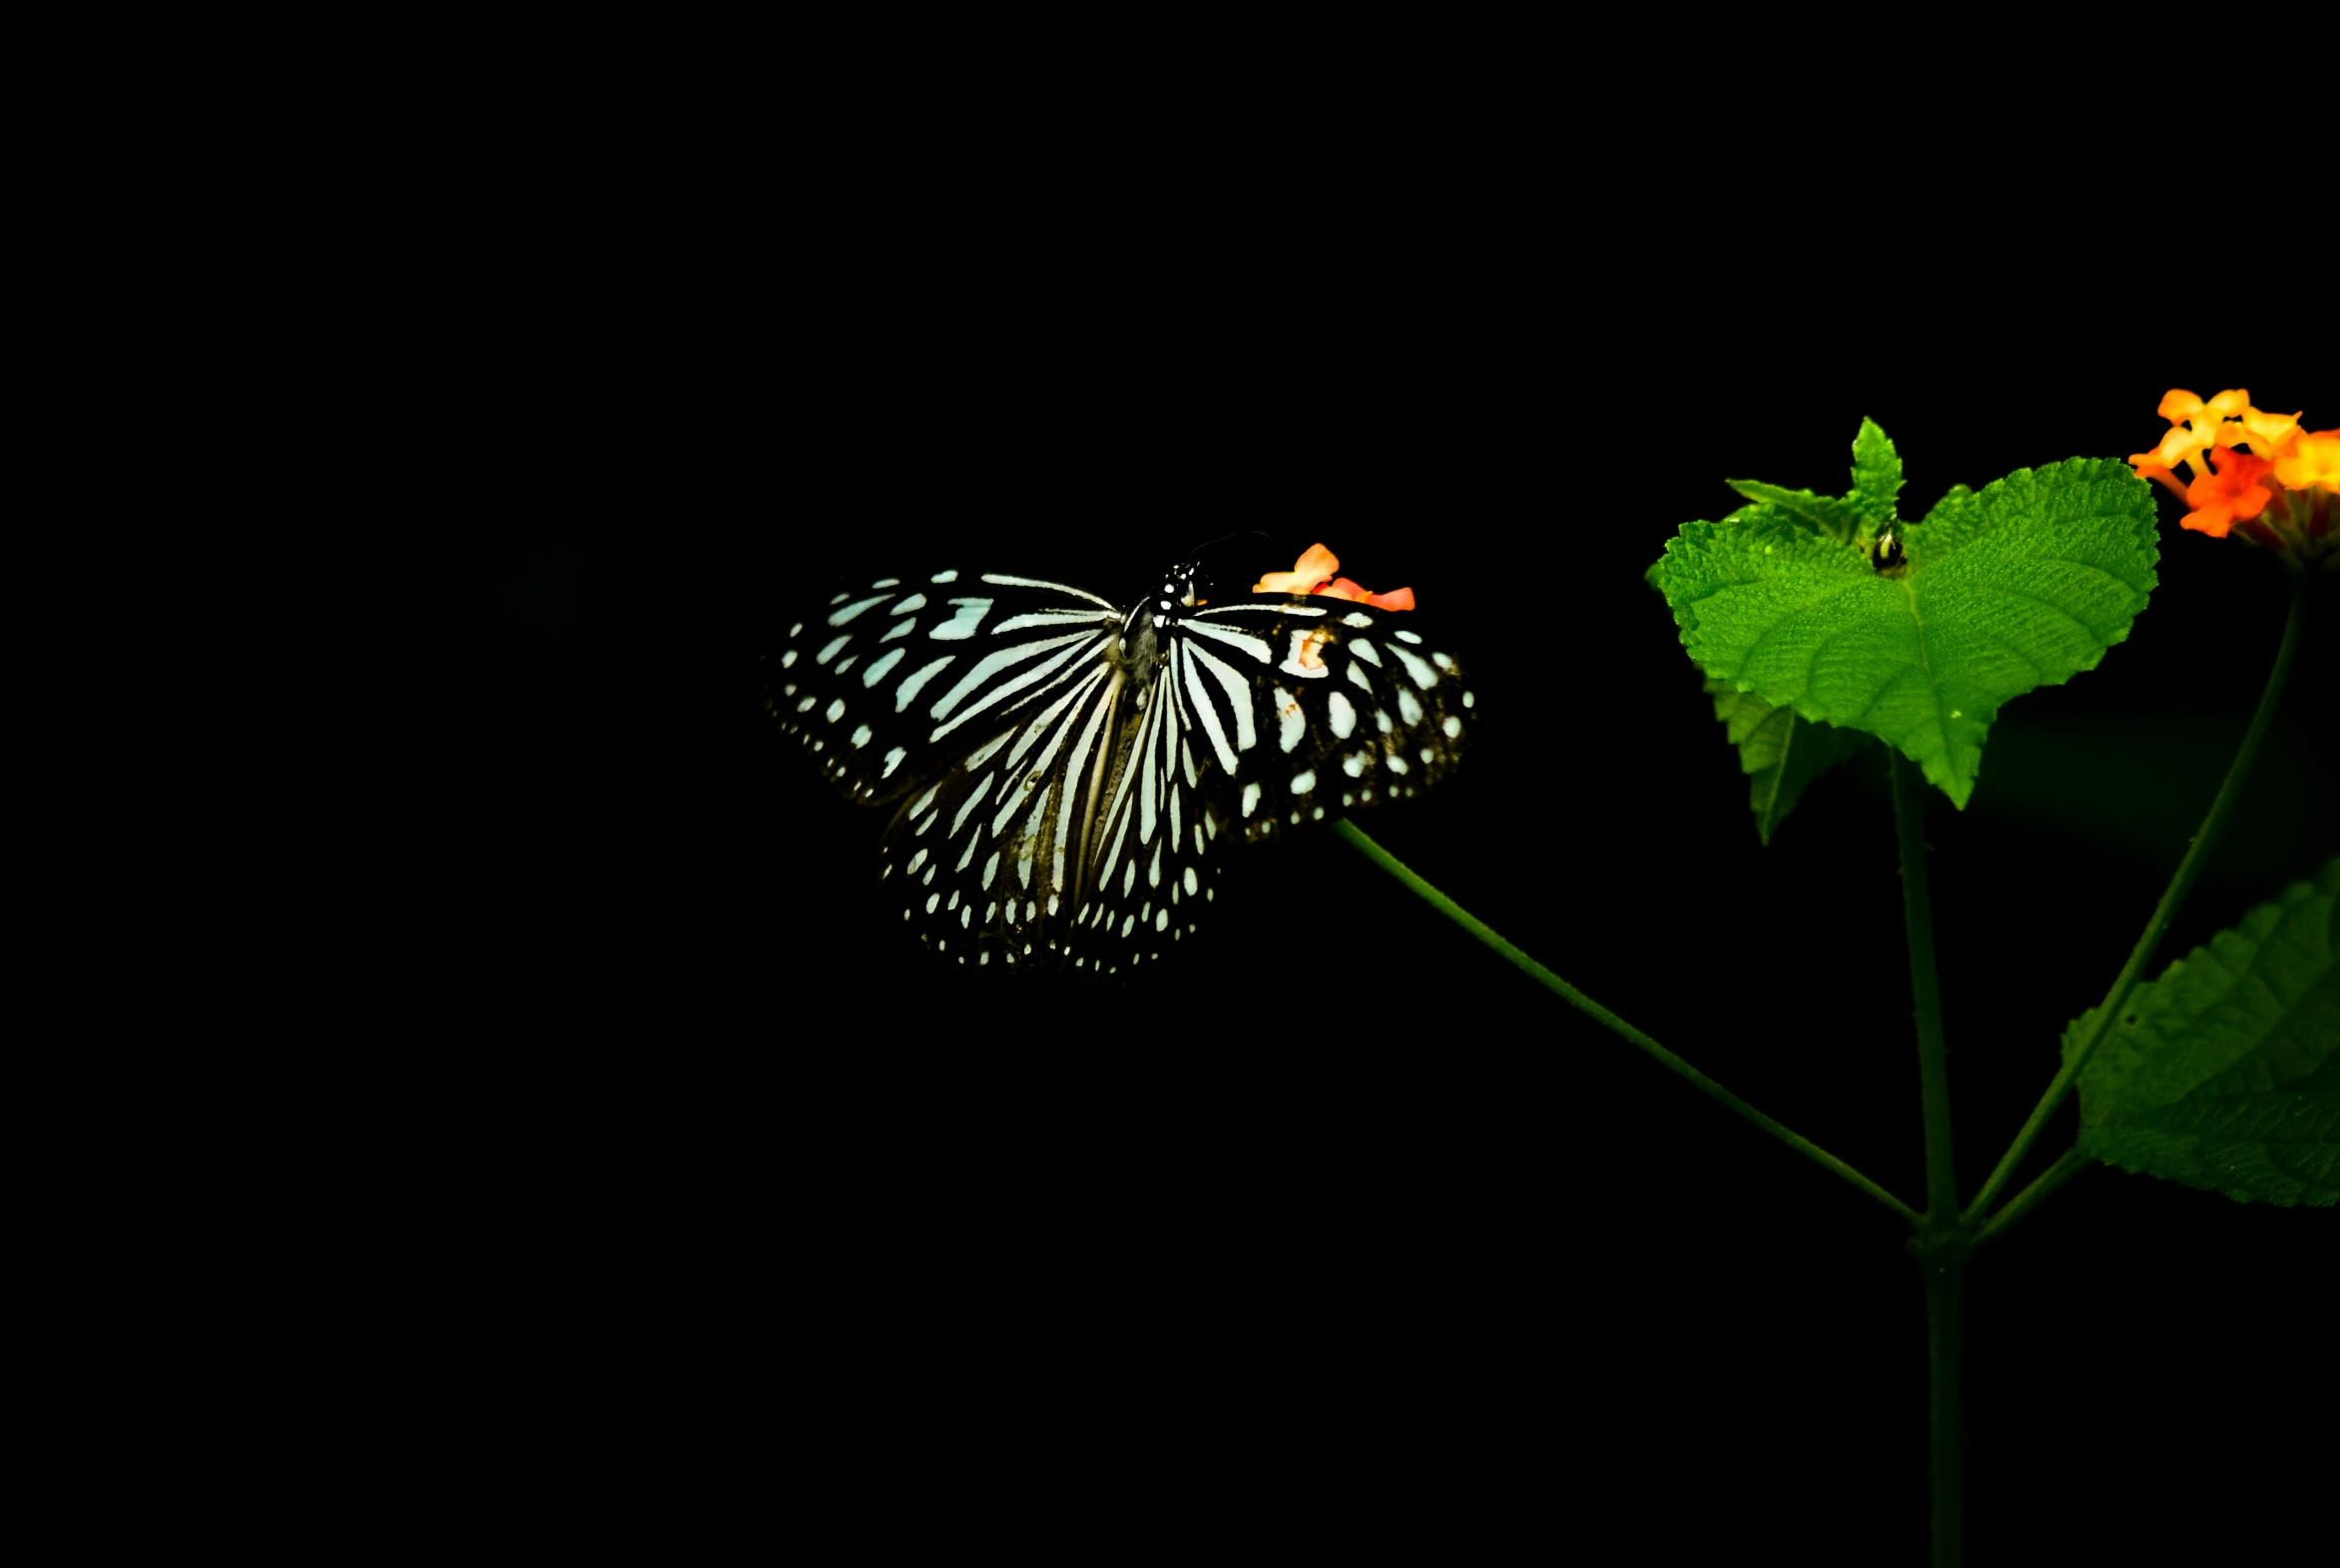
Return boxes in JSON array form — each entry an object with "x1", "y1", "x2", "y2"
[
  {"x1": 1974, "y1": 1144, "x2": 2089, "y2": 1246},
  {"x1": 1966, "y1": 574, "x2": 2308, "y2": 1221},
  {"x1": 1333, "y1": 819, "x2": 1924, "y2": 1229}
]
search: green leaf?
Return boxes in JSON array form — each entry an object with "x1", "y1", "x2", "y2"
[
  {"x1": 1723, "y1": 481, "x2": 1860, "y2": 543},
  {"x1": 1704, "y1": 679, "x2": 1869, "y2": 844},
  {"x1": 1653, "y1": 452, "x2": 2158, "y2": 807},
  {"x1": 1846, "y1": 417, "x2": 1903, "y2": 534},
  {"x1": 2063, "y1": 858, "x2": 2338, "y2": 1208}
]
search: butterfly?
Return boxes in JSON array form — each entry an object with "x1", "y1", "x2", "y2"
[{"x1": 765, "y1": 542, "x2": 1473, "y2": 974}]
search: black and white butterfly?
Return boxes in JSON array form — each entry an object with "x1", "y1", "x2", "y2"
[{"x1": 765, "y1": 551, "x2": 1473, "y2": 974}]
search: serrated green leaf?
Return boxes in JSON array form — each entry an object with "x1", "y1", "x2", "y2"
[
  {"x1": 1723, "y1": 480, "x2": 1861, "y2": 543},
  {"x1": 2062, "y1": 859, "x2": 2338, "y2": 1207},
  {"x1": 1704, "y1": 679, "x2": 1869, "y2": 844},
  {"x1": 1847, "y1": 417, "x2": 1903, "y2": 534},
  {"x1": 1927, "y1": 483, "x2": 1976, "y2": 520},
  {"x1": 1653, "y1": 455, "x2": 2158, "y2": 807}
]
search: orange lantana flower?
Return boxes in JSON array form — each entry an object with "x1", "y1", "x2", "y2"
[
  {"x1": 2176, "y1": 446, "x2": 2276, "y2": 540},
  {"x1": 1253, "y1": 543, "x2": 1418, "y2": 610},
  {"x1": 2131, "y1": 388, "x2": 2334, "y2": 572},
  {"x1": 2272, "y1": 428, "x2": 2340, "y2": 495}
]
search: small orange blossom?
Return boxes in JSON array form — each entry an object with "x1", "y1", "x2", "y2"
[
  {"x1": 2131, "y1": 388, "x2": 2334, "y2": 571},
  {"x1": 1253, "y1": 543, "x2": 1418, "y2": 610}
]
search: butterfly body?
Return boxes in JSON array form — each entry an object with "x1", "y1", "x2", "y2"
[{"x1": 768, "y1": 554, "x2": 1471, "y2": 974}]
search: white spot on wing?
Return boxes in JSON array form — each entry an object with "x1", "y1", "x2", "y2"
[
  {"x1": 1291, "y1": 769, "x2": 1316, "y2": 794},
  {"x1": 977, "y1": 572, "x2": 1116, "y2": 608},
  {"x1": 817, "y1": 635, "x2": 852, "y2": 665},
  {"x1": 1182, "y1": 620, "x2": 1275, "y2": 663},
  {"x1": 827, "y1": 597, "x2": 888, "y2": 628},
  {"x1": 852, "y1": 724, "x2": 873, "y2": 748},
  {"x1": 1442, "y1": 716, "x2": 1462, "y2": 739},
  {"x1": 1278, "y1": 629, "x2": 1330, "y2": 680},
  {"x1": 1392, "y1": 645, "x2": 1439, "y2": 690},
  {"x1": 894, "y1": 656, "x2": 955, "y2": 712},
  {"x1": 1241, "y1": 781, "x2": 1262, "y2": 817},
  {"x1": 928, "y1": 599, "x2": 993, "y2": 641},
  {"x1": 1327, "y1": 691, "x2": 1356, "y2": 739},
  {"x1": 863, "y1": 647, "x2": 906, "y2": 686},
  {"x1": 889, "y1": 593, "x2": 928, "y2": 616},
  {"x1": 1184, "y1": 642, "x2": 1260, "y2": 755},
  {"x1": 1275, "y1": 688, "x2": 1305, "y2": 754},
  {"x1": 951, "y1": 775, "x2": 995, "y2": 835}
]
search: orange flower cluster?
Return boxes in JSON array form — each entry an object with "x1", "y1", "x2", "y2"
[
  {"x1": 1253, "y1": 543, "x2": 1418, "y2": 610},
  {"x1": 2131, "y1": 388, "x2": 2337, "y2": 571}
]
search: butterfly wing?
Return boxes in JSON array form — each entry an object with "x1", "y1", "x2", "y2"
[
  {"x1": 871, "y1": 644, "x2": 1131, "y2": 969},
  {"x1": 1052, "y1": 594, "x2": 1476, "y2": 974},
  {"x1": 771, "y1": 571, "x2": 1475, "y2": 977},
  {"x1": 765, "y1": 570, "x2": 1119, "y2": 807},
  {"x1": 1174, "y1": 597, "x2": 1474, "y2": 841}
]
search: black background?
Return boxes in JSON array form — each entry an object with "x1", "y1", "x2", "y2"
[{"x1": 329, "y1": 129, "x2": 2330, "y2": 1558}]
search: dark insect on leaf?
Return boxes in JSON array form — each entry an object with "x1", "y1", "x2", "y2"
[
  {"x1": 765, "y1": 548, "x2": 1473, "y2": 974},
  {"x1": 1872, "y1": 528, "x2": 1907, "y2": 575}
]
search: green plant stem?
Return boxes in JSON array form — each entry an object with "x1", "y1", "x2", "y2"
[
  {"x1": 1893, "y1": 752, "x2": 1959, "y2": 1224},
  {"x1": 1915, "y1": 1237, "x2": 1967, "y2": 1568},
  {"x1": 1892, "y1": 748, "x2": 1967, "y2": 1568},
  {"x1": 1332, "y1": 818, "x2": 1923, "y2": 1229},
  {"x1": 1973, "y1": 1144, "x2": 2088, "y2": 1246},
  {"x1": 1965, "y1": 573, "x2": 2309, "y2": 1221}
]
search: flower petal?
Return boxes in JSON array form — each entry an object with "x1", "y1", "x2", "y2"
[{"x1": 1254, "y1": 542, "x2": 1341, "y2": 595}]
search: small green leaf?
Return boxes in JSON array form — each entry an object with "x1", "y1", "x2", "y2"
[
  {"x1": 1723, "y1": 481, "x2": 1860, "y2": 543},
  {"x1": 1847, "y1": 417, "x2": 1903, "y2": 534},
  {"x1": 1704, "y1": 679, "x2": 1869, "y2": 844},
  {"x1": 1653, "y1": 451, "x2": 2158, "y2": 807},
  {"x1": 2064, "y1": 859, "x2": 2338, "y2": 1208}
]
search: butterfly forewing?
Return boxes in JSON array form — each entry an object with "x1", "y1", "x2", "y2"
[
  {"x1": 770, "y1": 557, "x2": 1476, "y2": 975},
  {"x1": 766, "y1": 571, "x2": 1118, "y2": 806}
]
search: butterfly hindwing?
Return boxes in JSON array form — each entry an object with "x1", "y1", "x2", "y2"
[
  {"x1": 874, "y1": 651, "x2": 1124, "y2": 969},
  {"x1": 1057, "y1": 659, "x2": 1226, "y2": 971}
]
